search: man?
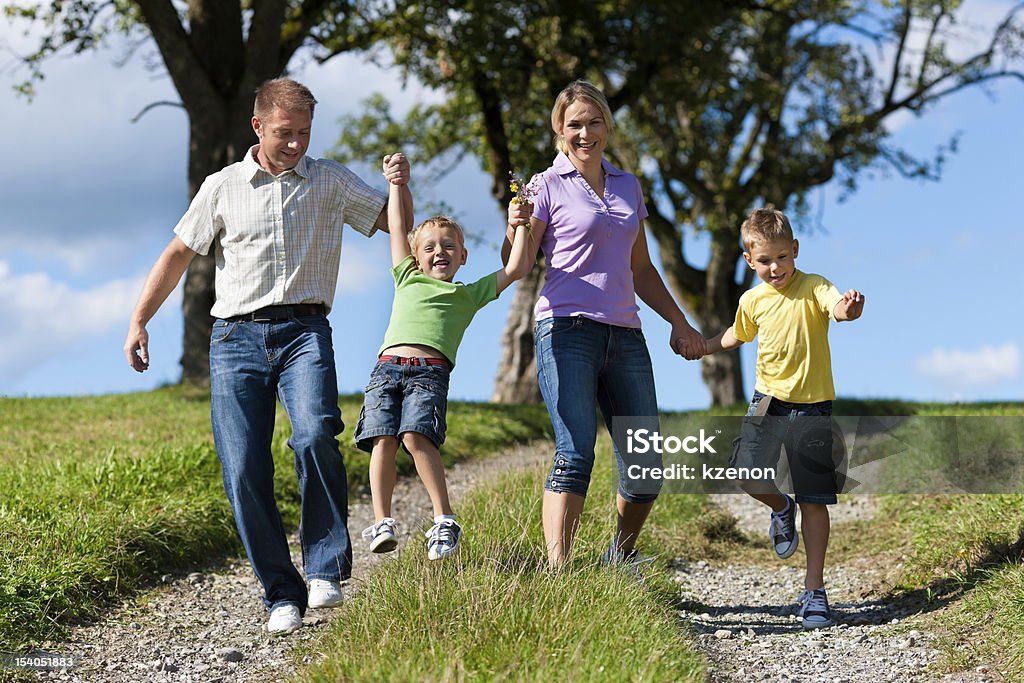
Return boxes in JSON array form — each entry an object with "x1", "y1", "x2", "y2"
[{"x1": 123, "y1": 78, "x2": 410, "y2": 635}]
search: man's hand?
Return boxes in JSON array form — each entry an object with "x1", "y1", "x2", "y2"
[
  {"x1": 670, "y1": 322, "x2": 706, "y2": 360},
  {"x1": 834, "y1": 289, "x2": 865, "y2": 321},
  {"x1": 124, "y1": 324, "x2": 150, "y2": 372},
  {"x1": 382, "y1": 152, "x2": 410, "y2": 185}
]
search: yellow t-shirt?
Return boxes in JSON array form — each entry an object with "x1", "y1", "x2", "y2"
[{"x1": 733, "y1": 270, "x2": 842, "y2": 403}]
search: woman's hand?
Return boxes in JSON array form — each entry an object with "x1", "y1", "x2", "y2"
[
  {"x1": 670, "y1": 323, "x2": 706, "y2": 360},
  {"x1": 508, "y1": 199, "x2": 533, "y2": 228}
]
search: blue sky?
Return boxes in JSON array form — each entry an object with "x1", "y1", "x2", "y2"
[{"x1": 1, "y1": 4, "x2": 1021, "y2": 409}]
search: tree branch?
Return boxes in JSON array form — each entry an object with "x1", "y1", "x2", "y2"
[{"x1": 130, "y1": 99, "x2": 186, "y2": 123}]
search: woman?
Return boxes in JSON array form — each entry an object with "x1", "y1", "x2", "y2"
[{"x1": 502, "y1": 80, "x2": 705, "y2": 567}]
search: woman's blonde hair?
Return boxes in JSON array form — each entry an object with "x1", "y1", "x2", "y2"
[{"x1": 551, "y1": 80, "x2": 614, "y2": 154}]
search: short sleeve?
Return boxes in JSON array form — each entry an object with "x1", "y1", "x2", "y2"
[
  {"x1": 338, "y1": 164, "x2": 387, "y2": 237},
  {"x1": 813, "y1": 276, "x2": 843, "y2": 322},
  {"x1": 391, "y1": 255, "x2": 418, "y2": 286},
  {"x1": 634, "y1": 176, "x2": 649, "y2": 222},
  {"x1": 466, "y1": 272, "x2": 498, "y2": 308},
  {"x1": 733, "y1": 292, "x2": 758, "y2": 343},
  {"x1": 531, "y1": 170, "x2": 554, "y2": 225},
  {"x1": 173, "y1": 173, "x2": 221, "y2": 255}
]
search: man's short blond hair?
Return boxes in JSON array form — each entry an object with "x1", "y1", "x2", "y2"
[
  {"x1": 409, "y1": 216, "x2": 466, "y2": 252},
  {"x1": 741, "y1": 205, "x2": 794, "y2": 250},
  {"x1": 551, "y1": 80, "x2": 615, "y2": 154},
  {"x1": 254, "y1": 78, "x2": 317, "y2": 118}
]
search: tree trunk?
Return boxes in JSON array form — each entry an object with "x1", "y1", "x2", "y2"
[
  {"x1": 699, "y1": 227, "x2": 746, "y2": 406},
  {"x1": 491, "y1": 264, "x2": 544, "y2": 403},
  {"x1": 700, "y1": 347, "x2": 745, "y2": 406},
  {"x1": 179, "y1": 97, "x2": 258, "y2": 385}
]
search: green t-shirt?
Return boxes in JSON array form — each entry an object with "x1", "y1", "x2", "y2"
[{"x1": 379, "y1": 255, "x2": 499, "y2": 367}]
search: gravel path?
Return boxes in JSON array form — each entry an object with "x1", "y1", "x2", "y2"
[
  {"x1": 28, "y1": 446, "x2": 1004, "y2": 683},
  {"x1": 33, "y1": 442, "x2": 549, "y2": 683},
  {"x1": 676, "y1": 494, "x2": 1000, "y2": 683}
]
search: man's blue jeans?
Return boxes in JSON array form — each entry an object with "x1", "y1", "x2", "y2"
[
  {"x1": 535, "y1": 316, "x2": 661, "y2": 503},
  {"x1": 209, "y1": 315, "x2": 352, "y2": 614}
]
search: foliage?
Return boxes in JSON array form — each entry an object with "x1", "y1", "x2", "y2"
[
  {"x1": 331, "y1": 0, "x2": 1024, "y2": 404},
  {"x1": 0, "y1": 388, "x2": 550, "y2": 653}
]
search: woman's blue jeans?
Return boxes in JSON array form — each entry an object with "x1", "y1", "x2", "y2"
[
  {"x1": 535, "y1": 316, "x2": 662, "y2": 503},
  {"x1": 209, "y1": 315, "x2": 352, "y2": 613}
]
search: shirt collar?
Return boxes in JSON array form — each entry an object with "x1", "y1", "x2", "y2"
[
  {"x1": 551, "y1": 151, "x2": 625, "y2": 177},
  {"x1": 243, "y1": 144, "x2": 311, "y2": 180}
]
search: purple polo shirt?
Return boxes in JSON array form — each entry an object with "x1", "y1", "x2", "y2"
[{"x1": 532, "y1": 152, "x2": 647, "y2": 328}]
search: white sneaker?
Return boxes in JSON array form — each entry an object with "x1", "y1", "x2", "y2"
[
  {"x1": 267, "y1": 603, "x2": 302, "y2": 635},
  {"x1": 307, "y1": 579, "x2": 344, "y2": 608},
  {"x1": 425, "y1": 517, "x2": 461, "y2": 560},
  {"x1": 361, "y1": 517, "x2": 399, "y2": 553}
]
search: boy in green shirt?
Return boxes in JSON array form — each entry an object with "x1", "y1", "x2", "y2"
[
  {"x1": 354, "y1": 155, "x2": 534, "y2": 560},
  {"x1": 705, "y1": 206, "x2": 864, "y2": 628}
]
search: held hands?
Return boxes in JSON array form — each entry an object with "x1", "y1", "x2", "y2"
[
  {"x1": 835, "y1": 289, "x2": 865, "y2": 321},
  {"x1": 507, "y1": 199, "x2": 532, "y2": 229},
  {"x1": 670, "y1": 322, "x2": 706, "y2": 361},
  {"x1": 382, "y1": 152, "x2": 410, "y2": 185}
]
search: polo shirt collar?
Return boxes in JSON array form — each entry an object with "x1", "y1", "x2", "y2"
[
  {"x1": 243, "y1": 144, "x2": 311, "y2": 180},
  {"x1": 552, "y1": 151, "x2": 625, "y2": 177}
]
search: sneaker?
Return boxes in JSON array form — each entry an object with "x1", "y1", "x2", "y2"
[
  {"x1": 424, "y1": 517, "x2": 461, "y2": 560},
  {"x1": 797, "y1": 587, "x2": 835, "y2": 628},
  {"x1": 267, "y1": 603, "x2": 302, "y2": 635},
  {"x1": 307, "y1": 579, "x2": 344, "y2": 608},
  {"x1": 362, "y1": 517, "x2": 399, "y2": 553},
  {"x1": 601, "y1": 539, "x2": 654, "y2": 581},
  {"x1": 769, "y1": 495, "x2": 799, "y2": 559}
]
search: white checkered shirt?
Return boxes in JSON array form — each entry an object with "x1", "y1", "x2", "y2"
[{"x1": 174, "y1": 145, "x2": 387, "y2": 318}]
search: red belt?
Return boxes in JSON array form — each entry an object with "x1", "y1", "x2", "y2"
[{"x1": 378, "y1": 355, "x2": 451, "y2": 369}]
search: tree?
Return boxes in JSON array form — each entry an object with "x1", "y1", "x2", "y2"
[
  {"x1": 331, "y1": 0, "x2": 736, "y2": 402},
  {"x1": 4, "y1": 0, "x2": 379, "y2": 385},
  {"x1": 333, "y1": 0, "x2": 1024, "y2": 406}
]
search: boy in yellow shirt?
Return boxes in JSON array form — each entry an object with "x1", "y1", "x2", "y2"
[{"x1": 705, "y1": 206, "x2": 864, "y2": 628}]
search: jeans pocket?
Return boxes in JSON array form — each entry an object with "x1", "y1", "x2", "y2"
[
  {"x1": 210, "y1": 320, "x2": 238, "y2": 344},
  {"x1": 535, "y1": 316, "x2": 581, "y2": 341}
]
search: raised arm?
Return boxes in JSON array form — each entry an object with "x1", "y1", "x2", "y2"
[
  {"x1": 630, "y1": 222, "x2": 706, "y2": 360},
  {"x1": 495, "y1": 201, "x2": 536, "y2": 294},
  {"x1": 833, "y1": 289, "x2": 865, "y2": 322},
  {"x1": 374, "y1": 152, "x2": 412, "y2": 234},
  {"x1": 382, "y1": 153, "x2": 413, "y2": 267},
  {"x1": 123, "y1": 236, "x2": 197, "y2": 372}
]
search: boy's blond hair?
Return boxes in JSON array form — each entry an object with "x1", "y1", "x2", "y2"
[
  {"x1": 409, "y1": 216, "x2": 466, "y2": 252},
  {"x1": 254, "y1": 78, "x2": 317, "y2": 118},
  {"x1": 741, "y1": 205, "x2": 794, "y2": 250},
  {"x1": 551, "y1": 80, "x2": 615, "y2": 154}
]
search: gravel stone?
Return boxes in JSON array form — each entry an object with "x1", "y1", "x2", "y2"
[
  {"x1": 32, "y1": 442, "x2": 549, "y2": 683},
  {"x1": 678, "y1": 494, "x2": 1001, "y2": 683}
]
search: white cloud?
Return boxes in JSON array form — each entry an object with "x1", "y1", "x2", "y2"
[
  {"x1": 915, "y1": 342, "x2": 1021, "y2": 386},
  {"x1": 337, "y1": 237, "x2": 390, "y2": 294},
  {"x1": 0, "y1": 261, "x2": 148, "y2": 383}
]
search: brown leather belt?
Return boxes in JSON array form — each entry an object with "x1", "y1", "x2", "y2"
[{"x1": 226, "y1": 304, "x2": 326, "y2": 322}]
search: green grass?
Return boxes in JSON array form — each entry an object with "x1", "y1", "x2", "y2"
[
  {"x1": 3, "y1": 391, "x2": 1022, "y2": 678},
  {"x1": 0, "y1": 388, "x2": 551, "y2": 654},
  {"x1": 295, "y1": 437, "x2": 708, "y2": 682},
  {"x1": 857, "y1": 493, "x2": 1024, "y2": 678}
]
